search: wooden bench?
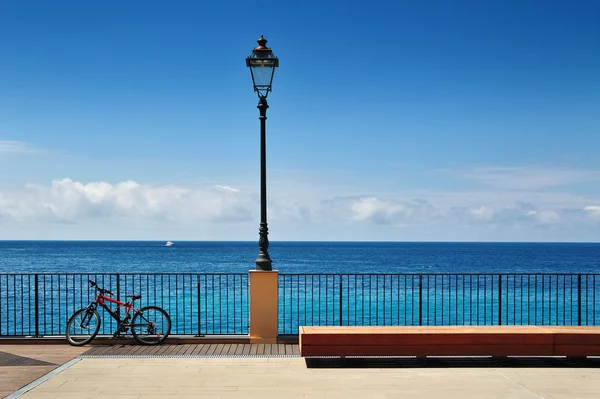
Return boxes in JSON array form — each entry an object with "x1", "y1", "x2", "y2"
[{"x1": 299, "y1": 326, "x2": 600, "y2": 357}]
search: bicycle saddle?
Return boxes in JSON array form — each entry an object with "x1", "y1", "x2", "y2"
[{"x1": 126, "y1": 294, "x2": 142, "y2": 300}]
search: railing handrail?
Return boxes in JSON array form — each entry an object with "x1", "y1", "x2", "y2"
[
  {"x1": 279, "y1": 273, "x2": 598, "y2": 276},
  {"x1": 0, "y1": 272, "x2": 249, "y2": 276},
  {"x1": 2, "y1": 272, "x2": 598, "y2": 276}
]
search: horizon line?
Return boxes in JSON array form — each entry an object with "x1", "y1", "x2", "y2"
[{"x1": 0, "y1": 239, "x2": 598, "y2": 244}]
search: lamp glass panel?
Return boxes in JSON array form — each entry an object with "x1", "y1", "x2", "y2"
[{"x1": 250, "y1": 63, "x2": 275, "y2": 89}]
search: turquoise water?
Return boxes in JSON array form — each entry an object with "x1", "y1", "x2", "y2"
[{"x1": 1, "y1": 241, "x2": 599, "y2": 336}]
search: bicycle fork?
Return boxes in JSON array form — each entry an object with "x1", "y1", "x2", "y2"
[{"x1": 80, "y1": 303, "x2": 98, "y2": 329}]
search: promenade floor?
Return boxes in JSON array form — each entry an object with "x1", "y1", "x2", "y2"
[
  {"x1": 0, "y1": 345, "x2": 87, "y2": 398},
  {"x1": 2, "y1": 344, "x2": 600, "y2": 399}
]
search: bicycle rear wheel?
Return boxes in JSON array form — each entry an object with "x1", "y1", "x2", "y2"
[
  {"x1": 131, "y1": 306, "x2": 171, "y2": 345},
  {"x1": 66, "y1": 308, "x2": 101, "y2": 346}
]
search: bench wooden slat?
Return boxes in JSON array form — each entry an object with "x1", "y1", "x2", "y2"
[
  {"x1": 300, "y1": 326, "x2": 589, "y2": 334},
  {"x1": 301, "y1": 333, "x2": 554, "y2": 346},
  {"x1": 301, "y1": 344, "x2": 555, "y2": 357}
]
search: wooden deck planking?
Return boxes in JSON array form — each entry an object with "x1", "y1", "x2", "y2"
[
  {"x1": 131, "y1": 345, "x2": 151, "y2": 355},
  {"x1": 142, "y1": 344, "x2": 163, "y2": 356},
  {"x1": 286, "y1": 344, "x2": 296, "y2": 355},
  {"x1": 190, "y1": 344, "x2": 206, "y2": 355},
  {"x1": 292, "y1": 344, "x2": 300, "y2": 356},
  {"x1": 174, "y1": 345, "x2": 190, "y2": 356},
  {"x1": 112, "y1": 345, "x2": 129, "y2": 355},
  {"x1": 205, "y1": 344, "x2": 218, "y2": 356},
  {"x1": 78, "y1": 344, "x2": 300, "y2": 357},
  {"x1": 167, "y1": 345, "x2": 181, "y2": 356},
  {"x1": 242, "y1": 344, "x2": 251, "y2": 355},
  {"x1": 154, "y1": 344, "x2": 171, "y2": 356},
  {"x1": 198, "y1": 344, "x2": 212, "y2": 355},
  {"x1": 235, "y1": 344, "x2": 245, "y2": 355},
  {"x1": 83, "y1": 346, "x2": 103, "y2": 355},
  {"x1": 182, "y1": 344, "x2": 198, "y2": 356}
]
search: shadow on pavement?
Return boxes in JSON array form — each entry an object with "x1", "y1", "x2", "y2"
[{"x1": 305, "y1": 356, "x2": 600, "y2": 369}]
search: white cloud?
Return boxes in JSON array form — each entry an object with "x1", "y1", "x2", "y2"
[
  {"x1": 0, "y1": 140, "x2": 43, "y2": 154},
  {"x1": 269, "y1": 199, "x2": 312, "y2": 223},
  {"x1": 316, "y1": 196, "x2": 438, "y2": 226},
  {"x1": 448, "y1": 166, "x2": 600, "y2": 190},
  {"x1": 0, "y1": 178, "x2": 253, "y2": 223},
  {"x1": 215, "y1": 185, "x2": 240, "y2": 192},
  {"x1": 1, "y1": 175, "x2": 600, "y2": 240},
  {"x1": 535, "y1": 210, "x2": 560, "y2": 223},
  {"x1": 584, "y1": 206, "x2": 600, "y2": 219},
  {"x1": 351, "y1": 197, "x2": 405, "y2": 222},
  {"x1": 447, "y1": 202, "x2": 555, "y2": 226},
  {"x1": 468, "y1": 206, "x2": 494, "y2": 221},
  {"x1": 312, "y1": 194, "x2": 600, "y2": 231}
]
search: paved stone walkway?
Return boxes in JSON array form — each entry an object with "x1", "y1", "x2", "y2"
[
  {"x1": 0, "y1": 345, "x2": 86, "y2": 398},
  {"x1": 14, "y1": 357, "x2": 600, "y2": 399}
]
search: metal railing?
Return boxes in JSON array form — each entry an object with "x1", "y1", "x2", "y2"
[
  {"x1": 2, "y1": 272, "x2": 599, "y2": 338},
  {"x1": 278, "y1": 274, "x2": 600, "y2": 335},
  {"x1": 0, "y1": 273, "x2": 249, "y2": 336}
]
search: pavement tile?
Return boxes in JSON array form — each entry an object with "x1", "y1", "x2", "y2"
[{"x1": 13, "y1": 357, "x2": 600, "y2": 399}]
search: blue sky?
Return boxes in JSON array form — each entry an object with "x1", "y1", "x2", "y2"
[{"x1": 0, "y1": 0, "x2": 599, "y2": 241}]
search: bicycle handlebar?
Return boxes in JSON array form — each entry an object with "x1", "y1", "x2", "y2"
[{"x1": 88, "y1": 280, "x2": 114, "y2": 296}]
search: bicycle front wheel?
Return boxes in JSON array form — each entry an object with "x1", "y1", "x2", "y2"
[
  {"x1": 131, "y1": 306, "x2": 171, "y2": 345},
  {"x1": 66, "y1": 308, "x2": 101, "y2": 346}
]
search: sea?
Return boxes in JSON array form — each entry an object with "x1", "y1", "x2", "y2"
[
  {"x1": 1, "y1": 240, "x2": 599, "y2": 274},
  {"x1": 1, "y1": 241, "x2": 599, "y2": 336}
]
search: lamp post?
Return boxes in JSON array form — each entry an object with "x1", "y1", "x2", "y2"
[{"x1": 246, "y1": 35, "x2": 279, "y2": 271}]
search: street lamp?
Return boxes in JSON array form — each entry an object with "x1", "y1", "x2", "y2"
[{"x1": 246, "y1": 35, "x2": 279, "y2": 271}]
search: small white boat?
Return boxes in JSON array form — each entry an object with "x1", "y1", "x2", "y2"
[{"x1": 165, "y1": 241, "x2": 174, "y2": 247}]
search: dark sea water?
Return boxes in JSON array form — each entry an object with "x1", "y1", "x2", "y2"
[{"x1": 0, "y1": 240, "x2": 599, "y2": 274}]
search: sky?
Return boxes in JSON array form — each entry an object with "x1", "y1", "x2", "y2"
[{"x1": 0, "y1": 0, "x2": 599, "y2": 242}]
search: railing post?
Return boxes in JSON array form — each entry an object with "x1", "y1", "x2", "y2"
[
  {"x1": 339, "y1": 275, "x2": 343, "y2": 326},
  {"x1": 116, "y1": 274, "x2": 121, "y2": 303},
  {"x1": 577, "y1": 274, "x2": 582, "y2": 326},
  {"x1": 498, "y1": 274, "x2": 502, "y2": 326},
  {"x1": 419, "y1": 274, "x2": 423, "y2": 326},
  {"x1": 34, "y1": 274, "x2": 40, "y2": 337},
  {"x1": 195, "y1": 275, "x2": 203, "y2": 337}
]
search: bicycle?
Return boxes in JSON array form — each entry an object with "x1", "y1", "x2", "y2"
[{"x1": 66, "y1": 280, "x2": 171, "y2": 346}]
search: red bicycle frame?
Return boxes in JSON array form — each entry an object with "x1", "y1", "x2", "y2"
[{"x1": 93, "y1": 292, "x2": 138, "y2": 328}]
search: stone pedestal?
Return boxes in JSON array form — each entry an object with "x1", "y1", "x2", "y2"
[{"x1": 249, "y1": 270, "x2": 278, "y2": 343}]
